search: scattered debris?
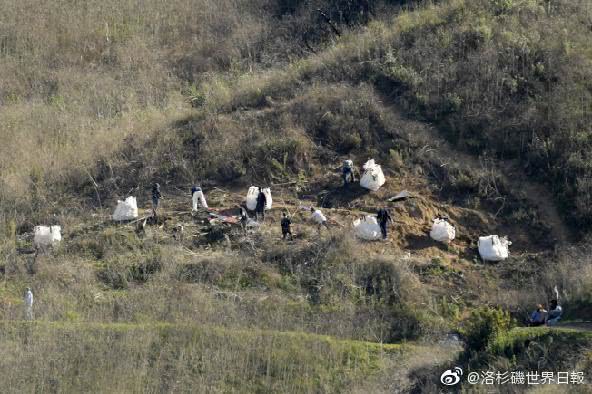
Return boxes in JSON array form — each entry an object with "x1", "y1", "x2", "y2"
[{"x1": 388, "y1": 190, "x2": 414, "y2": 202}]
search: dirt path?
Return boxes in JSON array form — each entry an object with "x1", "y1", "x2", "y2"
[{"x1": 553, "y1": 322, "x2": 592, "y2": 332}]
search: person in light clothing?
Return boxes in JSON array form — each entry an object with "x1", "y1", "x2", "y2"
[
  {"x1": 342, "y1": 159, "x2": 355, "y2": 186},
  {"x1": 310, "y1": 207, "x2": 329, "y2": 232},
  {"x1": 152, "y1": 183, "x2": 162, "y2": 216},
  {"x1": 24, "y1": 287, "x2": 34, "y2": 321},
  {"x1": 191, "y1": 185, "x2": 208, "y2": 210}
]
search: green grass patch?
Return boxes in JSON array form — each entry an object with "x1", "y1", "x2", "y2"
[{"x1": 0, "y1": 320, "x2": 412, "y2": 393}]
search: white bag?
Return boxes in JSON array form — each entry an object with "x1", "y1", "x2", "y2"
[
  {"x1": 262, "y1": 187, "x2": 272, "y2": 210},
  {"x1": 246, "y1": 187, "x2": 272, "y2": 210},
  {"x1": 478, "y1": 235, "x2": 511, "y2": 262},
  {"x1": 430, "y1": 218, "x2": 456, "y2": 243},
  {"x1": 34, "y1": 225, "x2": 62, "y2": 248},
  {"x1": 192, "y1": 190, "x2": 208, "y2": 210},
  {"x1": 360, "y1": 159, "x2": 386, "y2": 191},
  {"x1": 352, "y1": 216, "x2": 382, "y2": 241},
  {"x1": 246, "y1": 187, "x2": 259, "y2": 211},
  {"x1": 113, "y1": 196, "x2": 138, "y2": 221}
]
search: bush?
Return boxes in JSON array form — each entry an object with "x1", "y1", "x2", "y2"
[
  {"x1": 462, "y1": 307, "x2": 513, "y2": 353},
  {"x1": 97, "y1": 254, "x2": 163, "y2": 289}
]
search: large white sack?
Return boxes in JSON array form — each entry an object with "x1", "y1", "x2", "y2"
[
  {"x1": 246, "y1": 187, "x2": 272, "y2": 210},
  {"x1": 192, "y1": 190, "x2": 208, "y2": 210},
  {"x1": 478, "y1": 235, "x2": 511, "y2": 262},
  {"x1": 353, "y1": 216, "x2": 382, "y2": 241},
  {"x1": 246, "y1": 187, "x2": 259, "y2": 211},
  {"x1": 360, "y1": 159, "x2": 386, "y2": 191},
  {"x1": 430, "y1": 218, "x2": 456, "y2": 243},
  {"x1": 262, "y1": 187, "x2": 272, "y2": 210},
  {"x1": 34, "y1": 225, "x2": 62, "y2": 248},
  {"x1": 113, "y1": 196, "x2": 138, "y2": 221}
]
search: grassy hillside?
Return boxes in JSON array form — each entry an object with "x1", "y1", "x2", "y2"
[
  {"x1": 0, "y1": 320, "x2": 420, "y2": 393},
  {"x1": 2, "y1": 0, "x2": 592, "y2": 392}
]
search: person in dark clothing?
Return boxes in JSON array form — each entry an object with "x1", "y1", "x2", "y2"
[
  {"x1": 546, "y1": 299, "x2": 563, "y2": 326},
  {"x1": 152, "y1": 183, "x2": 162, "y2": 216},
  {"x1": 256, "y1": 187, "x2": 267, "y2": 222},
  {"x1": 281, "y1": 212, "x2": 292, "y2": 240},
  {"x1": 376, "y1": 208, "x2": 392, "y2": 240}
]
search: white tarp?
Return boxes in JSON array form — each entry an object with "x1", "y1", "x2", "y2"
[
  {"x1": 34, "y1": 225, "x2": 62, "y2": 248},
  {"x1": 430, "y1": 218, "x2": 456, "y2": 243},
  {"x1": 360, "y1": 159, "x2": 386, "y2": 191},
  {"x1": 113, "y1": 196, "x2": 138, "y2": 221},
  {"x1": 246, "y1": 187, "x2": 272, "y2": 210},
  {"x1": 192, "y1": 190, "x2": 208, "y2": 210},
  {"x1": 478, "y1": 235, "x2": 511, "y2": 262},
  {"x1": 246, "y1": 187, "x2": 259, "y2": 211},
  {"x1": 353, "y1": 215, "x2": 382, "y2": 241}
]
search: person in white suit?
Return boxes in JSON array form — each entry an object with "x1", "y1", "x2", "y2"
[
  {"x1": 191, "y1": 185, "x2": 208, "y2": 210},
  {"x1": 24, "y1": 287, "x2": 34, "y2": 321},
  {"x1": 310, "y1": 207, "x2": 329, "y2": 233}
]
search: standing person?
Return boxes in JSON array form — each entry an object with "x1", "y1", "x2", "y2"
[
  {"x1": 343, "y1": 159, "x2": 355, "y2": 186},
  {"x1": 376, "y1": 208, "x2": 393, "y2": 240},
  {"x1": 24, "y1": 287, "x2": 34, "y2": 321},
  {"x1": 256, "y1": 187, "x2": 267, "y2": 222},
  {"x1": 546, "y1": 299, "x2": 563, "y2": 326},
  {"x1": 152, "y1": 183, "x2": 162, "y2": 216},
  {"x1": 310, "y1": 207, "x2": 329, "y2": 233},
  {"x1": 281, "y1": 211, "x2": 292, "y2": 240},
  {"x1": 191, "y1": 185, "x2": 208, "y2": 211},
  {"x1": 239, "y1": 204, "x2": 249, "y2": 231}
]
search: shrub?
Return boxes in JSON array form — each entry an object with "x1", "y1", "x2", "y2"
[
  {"x1": 462, "y1": 307, "x2": 513, "y2": 353},
  {"x1": 97, "y1": 254, "x2": 163, "y2": 289}
]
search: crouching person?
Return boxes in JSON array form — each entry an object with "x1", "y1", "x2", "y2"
[
  {"x1": 192, "y1": 185, "x2": 208, "y2": 211},
  {"x1": 310, "y1": 207, "x2": 329, "y2": 233},
  {"x1": 528, "y1": 304, "x2": 547, "y2": 327},
  {"x1": 546, "y1": 299, "x2": 563, "y2": 326}
]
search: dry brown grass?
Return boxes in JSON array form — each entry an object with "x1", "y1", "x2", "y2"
[{"x1": 0, "y1": 0, "x2": 275, "y2": 208}]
